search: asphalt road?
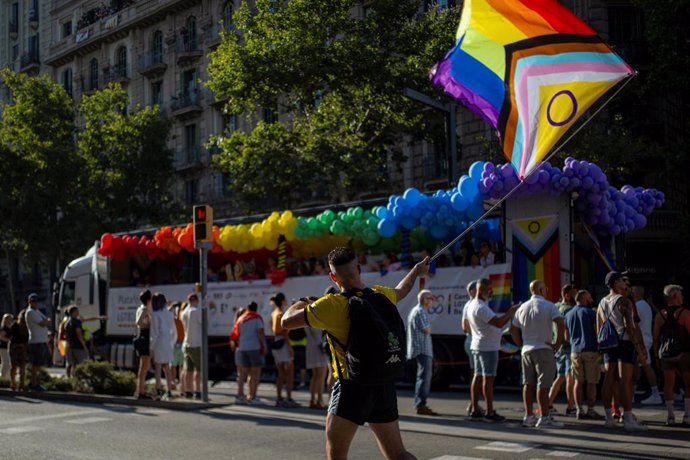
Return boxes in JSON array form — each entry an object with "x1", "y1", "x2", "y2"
[{"x1": 1, "y1": 387, "x2": 689, "y2": 460}]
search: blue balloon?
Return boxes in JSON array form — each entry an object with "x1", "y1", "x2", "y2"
[
  {"x1": 451, "y1": 192, "x2": 469, "y2": 212},
  {"x1": 469, "y1": 161, "x2": 485, "y2": 181},
  {"x1": 377, "y1": 219, "x2": 397, "y2": 238},
  {"x1": 467, "y1": 199, "x2": 484, "y2": 220},
  {"x1": 400, "y1": 216, "x2": 417, "y2": 230},
  {"x1": 403, "y1": 188, "x2": 422, "y2": 207},
  {"x1": 459, "y1": 176, "x2": 477, "y2": 199}
]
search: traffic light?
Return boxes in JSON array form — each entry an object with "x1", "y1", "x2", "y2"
[{"x1": 193, "y1": 205, "x2": 213, "y2": 243}]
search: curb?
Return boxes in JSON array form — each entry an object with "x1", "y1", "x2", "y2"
[{"x1": 0, "y1": 388, "x2": 228, "y2": 411}]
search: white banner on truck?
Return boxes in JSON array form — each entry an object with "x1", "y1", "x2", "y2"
[{"x1": 106, "y1": 264, "x2": 510, "y2": 337}]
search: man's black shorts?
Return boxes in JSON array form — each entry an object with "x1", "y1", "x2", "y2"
[
  {"x1": 603, "y1": 340, "x2": 637, "y2": 365},
  {"x1": 327, "y1": 379, "x2": 398, "y2": 426}
]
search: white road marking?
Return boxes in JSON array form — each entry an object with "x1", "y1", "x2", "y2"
[
  {"x1": 0, "y1": 409, "x2": 105, "y2": 427},
  {"x1": 429, "y1": 456, "x2": 492, "y2": 460},
  {"x1": 135, "y1": 408, "x2": 171, "y2": 416},
  {"x1": 475, "y1": 442, "x2": 540, "y2": 453},
  {"x1": 66, "y1": 417, "x2": 112, "y2": 425},
  {"x1": 0, "y1": 426, "x2": 43, "y2": 434},
  {"x1": 546, "y1": 451, "x2": 579, "y2": 457}
]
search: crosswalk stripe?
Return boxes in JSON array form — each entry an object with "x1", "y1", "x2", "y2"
[
  {"x1": 428, "y1": 456, "x2": 492, "y2": 460},
  {"x1": 475, "y1": 441, "x2": 539, "y2": 453},
  {"x1": 0, "y1": 426, "x2": 43, "y2": 434},
  {"x1": 0, "y1": 409, "x2": 104, "y2": 427},
  {"x1": 546, "y1": 451, "x2": 579, "y2": 457},
  {"x1": 66, "y1": 417, "x2": 112, "y2": 425}
]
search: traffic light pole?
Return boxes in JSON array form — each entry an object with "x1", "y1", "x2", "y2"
[{"x1": 197, "y1": 241, "x2": 212, "y2": 403}]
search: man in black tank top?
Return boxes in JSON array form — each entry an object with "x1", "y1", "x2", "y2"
[{"x1": 597, "y1": 271, "x2": 648, "y2": 431}]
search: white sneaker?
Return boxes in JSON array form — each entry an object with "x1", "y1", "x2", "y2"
[
  {"x1": 522, "y1": 414, "x2": 537, "y2": 427},
  {"x1": 536, "y1": 415, "x2": 564, "y2": 429},
  {"x1": 235, "y1": 395, "x2": 248, "y2": 405},
  {"x1": 247, "y1": 397, "x2": 267, "y2": 406},
  {"x1": 641, "y1": 393, "x2": 663, "y2": 405},
  {"x1": 624, "y1": 417, "x2": 648, "y2": 432}
]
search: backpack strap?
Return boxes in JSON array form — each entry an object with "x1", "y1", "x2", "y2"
[{"x1": 325, "y1": 331, "x2": 347, "y2": 381}]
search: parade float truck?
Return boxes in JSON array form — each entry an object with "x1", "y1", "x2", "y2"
[
  {"x1": 56, "y1": 157, "x2": 663, "y2": 388},
  {"x1": 55, "y1": 193, "x2": 573, "y2": 388}
]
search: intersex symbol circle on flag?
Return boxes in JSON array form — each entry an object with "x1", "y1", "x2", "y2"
[{"x1": 546, "y1": 90, "x2": 578, "y2": 127}]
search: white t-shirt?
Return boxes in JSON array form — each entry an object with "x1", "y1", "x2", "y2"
[
  {"x1": 512, "y1": 295, "x2": 562, "y2": 353},
  {"x1": 182, "y1": 306, "x2": 202, "y2": 348},
  {"x1": 26, "y1": 308, "x2": 48, "y2": 344},
  {"x1": 466, "y1": 298, "x2": 502, "y2": 352},
  {"x1": 460, "y1": 300, "x2": 472, "y2": 336},
  {"x1": 636, "y1": 299, "x2": 653, "y2": 348},
  {"x1": 480, "y1": 252, "x2": 495, "y2": 267}
]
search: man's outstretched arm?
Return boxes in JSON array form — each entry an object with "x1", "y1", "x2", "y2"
[
  {"x1": 394, "y1": 257, "x2": 430, "y2": 302},
  {"x1": 281, "y1": 299, "x2": 309, "y2": 330}
]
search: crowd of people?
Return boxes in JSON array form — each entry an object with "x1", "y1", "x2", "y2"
[{"x1": 444, "y1": 271, "x2": 690, "y2": 431}]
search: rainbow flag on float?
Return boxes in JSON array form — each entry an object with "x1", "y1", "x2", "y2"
[
  {"x1": 430, "y1": 0, "x2": 634, "y2": 179},
  {"x1": 489, "y1": 272, "x2": 512, "y2": 312}
]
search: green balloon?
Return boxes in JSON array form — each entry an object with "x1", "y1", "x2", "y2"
[
  {"x1": 307, "y1": 217, "x2": 318, "y2": 230},
  {"x1": 353, "y1": 207, "x2": 364, "y2": 219}
]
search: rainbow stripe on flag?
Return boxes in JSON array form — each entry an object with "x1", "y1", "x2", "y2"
[
  {"x1": 511, "y1": 216, "x2": 561, "y2": 302},
  {"x1": 430, "y1": 0, "x2": 634, "y2": 179},
  {"x1": 489, "y1": 272, "x2": 512, "y2": 313}
]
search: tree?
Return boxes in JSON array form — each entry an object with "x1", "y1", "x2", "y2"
[
  {"x1": 0, "y1": 70, "x2": 81, "y2": 259},
  {"x1": 77, "y1": 85, "x2": 181, "y2": 231},
  {"x1": 207, "y1": 0, "x2": 460, "y2": 210}
]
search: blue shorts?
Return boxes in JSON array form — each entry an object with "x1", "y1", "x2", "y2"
[
  {"x1": 471, "y1": 350, "x2": 498, "y2": 376},
  {"x1": 464, "y1": 337, "x2": 473, "y2": 370},
  {"x1": 556, "y1": 352, "x2": 571, "y2": 375}
]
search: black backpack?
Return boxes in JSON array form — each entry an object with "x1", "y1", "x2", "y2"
[
  {"x1": 327, "y1": 288, "x2": 406, "y2": 385},
  {"x1": 658, "y1": 307, "x2": 689, "y2": 361}
]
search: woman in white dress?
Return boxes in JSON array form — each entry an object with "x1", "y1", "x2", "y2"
[{"x1": 150, "y1": 292, "x2": 177, "y2": 400}]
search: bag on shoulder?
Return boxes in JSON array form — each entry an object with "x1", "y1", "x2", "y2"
[
  {"x1": 269, "y1": 337, "x2": 285, "y2": 350},
  {"x1": 597, "y1": 300, "x2": 620, "y2": 351},
  {"x1": 328, "y1": 288, "x2": 406, "y2": 385},
  {"x1": 288, "y1": 328, "x2": 306, "y2": 341},
  {"x1": 132, "y1": 333, "x2": 147, "y2": 352},
  {"x1": 658, "y1": 307, "x2": 689, "y2": 361}
]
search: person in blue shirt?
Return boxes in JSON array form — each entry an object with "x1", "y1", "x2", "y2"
[{"x1": 564, "y1": 290, "x2": 602, "y2": 420}]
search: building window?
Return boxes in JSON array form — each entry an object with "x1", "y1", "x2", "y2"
[
  {"x1": 151, "y1": 80, "x2": 163, "y2": 106},
  {"x1": 217, "y1": 173, "x2": 230, "y2": 198},
  {"x1": 263, "y1": 106, "x2": 278, "y2": 124},
  {"x1": 89, "y1": 58, "x2": 99, "y2": 90},
  {"x1": 223, "y1": 113, "x2": 237, "y2": 133},
  {"x1": 28, "y1": 34, "x2": 39, "y2": 58},
  {"x1": 10, "y1": 3, "x2": 19, "y2": 33},
  {"x1": 181, "y1": 16, "x2": 197, "y2": 50},
  {"x1": 62, "y1": 21, "x2": 72, "y2": 38},
  {"x1": 185, "y1": 124, "x2": 198, "y2": 154},
  {"x1": 184, "y1": 179, "x2": 198, "y2": 204},
  {"x1": 61, "y1": 68, "x2": 73, "y2": 97},
  {"x1": 115, "y1": 46, "x2": 127, "y2": 76},
  {"x1": 11, "y1": 45, "x2": 19, "y2": 61},
  {"x1": 223, "y1": 2, "x2": 234, "y2": 30},
  {"x1": 181, "y1": 68, "x2": 197, "y2": 96},
  {"x1": 152, "y1": 30, "x2": 163, "y2": 63},
  {"x1": 29, "y1": 0, "x2": 38, "y2": 22}
]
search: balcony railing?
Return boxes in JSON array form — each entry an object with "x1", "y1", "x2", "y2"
[
  {"x1": 103, "y1": 64, "x2": 129, "y2": 84},
  {"x1": 176, "y1": 36, "x2": 201, "y2": 53},
  {"x1": 137, "y1": 51, "x2": 167, "y2": 77},
  {"x1": 175, "y1": 146, "x2": 203, "y2": 171},
  {"x1": 19, "y1": 51, "x2": 40, "y2": 71},
  {"x1": 170, "y1": 91, "x2": 202, "y2": 117}
]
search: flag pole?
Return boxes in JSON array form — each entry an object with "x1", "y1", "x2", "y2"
[{"x1": 430, "y1": 72, "x2": 637, "y2": 263}]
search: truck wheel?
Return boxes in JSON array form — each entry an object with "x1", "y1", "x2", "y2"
[{"x1": 431, "y1": 340, "x2": 452, "y2": 391}]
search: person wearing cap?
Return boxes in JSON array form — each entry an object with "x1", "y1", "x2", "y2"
[
  {"x1": 597, "y1": 271, "x2": 648, "y2": 431},
  {"x1": 25, "y1": 293, "x2": 50, "y2": 392},
  {"x1": 407, "y1": 289, "x2": 438, "y2": 416},
  {"x1": 652, "y1": 284, "x2": 690, "y2": 426},
  {"x1": 181, "y1": 293, "x2": 203, "y2": 399}
]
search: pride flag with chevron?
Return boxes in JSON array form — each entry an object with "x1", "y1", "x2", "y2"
[
  {"x1": 430, "y1": 0, "x2": 634, "y2": 179},
  {"x1": 511, "y1": 215, "x2": 561, "y2": 302}
]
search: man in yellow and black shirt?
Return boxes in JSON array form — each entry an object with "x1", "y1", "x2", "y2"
[{"x1": 282, "y1": 246, "x2": 428, "y2": 460}]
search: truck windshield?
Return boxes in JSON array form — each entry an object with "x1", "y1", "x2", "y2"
[{"x1": 60, "y1": 281, "x2": 76, "y2": 308}]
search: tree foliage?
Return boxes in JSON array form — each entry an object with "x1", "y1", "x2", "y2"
[
  {"x1": 0, "y1": 72, "x2": 178, "y2": 264},
  {"x1": 207, "y1": 0, "x2": 460, "y2": 210}
]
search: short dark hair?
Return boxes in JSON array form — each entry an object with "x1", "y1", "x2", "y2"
[
  {"x1": 324, "y1": 286, "x2": 338, "y2": 296},
  {"x1": 152, "y1": 292, "x2": 167, "y2": 311},
  {"x1": 270, "y1": 292, "x2": 286, "y2": 305},
  {"x1": 328, "y1": 247, "x2": 356, "y2": 268},
  {"x1": 562, "y1": 284, "x2": 575, "y2": 296},
  {"x1": 247, "y1": 301, "x2": 258, "y2": 312},
  {"x1": 139, "y1": 289, "x2": 152, "y2": 305},
  {"x1": 575, "y1": 290, "x2": 589, "y2": 303}
]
